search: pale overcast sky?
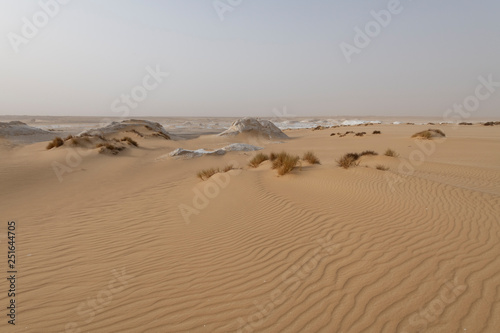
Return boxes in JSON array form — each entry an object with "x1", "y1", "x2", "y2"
[{"x1": 0, "y1": 0, "x2": 499, "y2": 118}]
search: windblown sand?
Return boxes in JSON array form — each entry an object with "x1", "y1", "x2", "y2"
[{"x1": 1, "y1": 123, "x2": 499, "y2": 332}]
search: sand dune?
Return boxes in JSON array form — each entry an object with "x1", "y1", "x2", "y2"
[{"x1": 0, "y1": 122, "x2": 499, "y2": 332}]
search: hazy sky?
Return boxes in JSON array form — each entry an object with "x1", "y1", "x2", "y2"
[{"x1": 1, "y1": 0, "x2": 499, "y2": 118}]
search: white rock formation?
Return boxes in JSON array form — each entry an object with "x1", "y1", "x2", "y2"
[
  {"x1": 166, "y1": 143, "x2": 263, "y2": 159},
  {"x1": 79, "y1": 119, "x2": 172, "y2": 139},
  {"x1": 218, "y1": 117, "x2": 288, "y2": 139}
]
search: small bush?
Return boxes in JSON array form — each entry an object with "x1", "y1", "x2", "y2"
[
  {"x1": 412, "y1": 129, "x2": 446, "y2": 139},
  {"x1": 121, "y1": 136, "x2": 138, "y2": 147},
  {"x1": 412, "y1": 130, "x2": 432, "y2": 139},
  {"x1": 330, "y1": 133, "x2": 336, "y2": 136},
  {"x1": 384, "y1": 149, "x2": 398, "y2": 157},
  {"x1": 64, "y1": 135, "x2": 73, "y2": 141},
  {"x1": 46, "y1": 137, "x2": 64, "y2": 150},
  {"x1": 360, "y1": 150, "x2": 378, "y2": 156},
  {"x1": 272, "y1": 152, "x2": 300, "y2": 175},
  {"x1": 375, "y1": 164, "x2": 389, "y2": 171},
  {"x1": 337, "y1": 153, "x2": 360, "y2": 169},
  {"x1": 249, "y1": 153, "x2": 269, "y2": 168},
  {"x1": 459, "y1": 122, "x2": 472, "y2": 126},
  {"x1": 197, "y1": 165, "x2": 234, "y2": 181},
  {"x1": 269, "y1": 152, "x2": 278, "y2": 161},
  {"x1": 197, "y1": 168, "x2": 219, "y2": 181},
  {"x1": 373, "y1": 130, "x2": 381, "y2": 134},
  {"x1": 355, "y1": 132, "x2": 365, "y2": 137},
  {"x1": 302, "y1": 151, "x2": 320, "y2": 164}
]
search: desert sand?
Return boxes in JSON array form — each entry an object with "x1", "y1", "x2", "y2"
[{"x1": 1, "y1": 118, "x2": 499, "y2": 332}]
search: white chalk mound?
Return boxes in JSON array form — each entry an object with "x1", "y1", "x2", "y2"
[
  {"x1": 0, "y1": 121, "x2": 51, "y2": 136},
  {"x1": 222, "y1": 143, "x2": 264, "y2": 152},
  {"x1": 79, "y1": 119, "x2": 172, "y2": 139},
  {"x1": 167, "y1": 143, "x2": 263, "y2": 159},
  {"x1": 218, "y1": 117, "x2": 289, "y2": 139}
]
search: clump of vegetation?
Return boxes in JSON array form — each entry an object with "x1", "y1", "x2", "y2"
[
  {"x1": 121, "y1": 136, "x2": 138, "y2": 147},
  {"x1": 412, "y1": 129, "x2": 446, "y2": 139},
  {"x1": 484, "y1": 121, "x2": 500, "y2": 126},
  {"x1": 64, "y1": 135, "x2": 74, "y2": 141},
  {"x1": 373, "y1": 130, "x2": 381, "y2": 134},
  {"x1": 126, "y1": 129, "x2": 144, "y2": 137},
  {"x1": 46, "y1": 137, "x2": 64, "y2": 150},
  {"x1": 330, "y1": 133, "x2": 336, "y2": 136},
  {"x1": 337, "y1": 153, "x2": 360, "y2": 169},
  {"x1": 375, "y1": 164, "x2": 389, "y2": 171},
  {"x1": 269, "y1": 152, "x2": 278, "y2": 161},
  {"x1": 271, "y1": 152, "x2": 300, "y2": 175},
  {"x1": 302, "y1": 151, "x2": 320, "y2": 164},
  {"x1": 459, "y1": 122, "x2": 472, "y2": 126},
  {"x1": 360, "y1": 150, "x2": 378, "y2": 156},
  {"x1": 96, "y1": 143, "x2": 125, "y2": 155},
  {"x1": 197, "y1": 168, "x2": 219, "y2": 181},
  {"x1": 197, "y1": 165, "x2": 234, "y2": 181},
  {"x1": 384, "y1": 149, "x2": 398, "y2": 157},
  {"x1": 152, "y1": 132, "x2": 170, "y2": 140},
  {"x1": 249, "y1": 153, "x2": 269, "y2": 168},
  {"x1": 355, "y1": 132, "x2": 365, "y2": 137}
]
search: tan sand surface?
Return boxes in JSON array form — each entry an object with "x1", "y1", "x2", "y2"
[{"x1": 0, "y1": 122, "x2": 499, "y2": 332}]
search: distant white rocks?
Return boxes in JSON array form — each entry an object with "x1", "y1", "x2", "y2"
[
  {"x1": 218, "y1": 117, "x2": 289, "y2": 139},
  {"x1": 79, "y1": 119, "x2": 173, "y2": 139},
  {"x1": 0, "y1": 121, "x2": 51, "y2": 136},
  {"x1": 167, "y1": 143, "x2": 263, "y2": 159}
]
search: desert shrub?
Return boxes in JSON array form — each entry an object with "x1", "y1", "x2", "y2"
[
  {"x1": 483, "y1": 121, "x2": 500, "y2": 126},
  {"x1": 459, "y1": 122, "x2": 472, "y2": 125},
  {"x1": 360, "y1": 150, "x2": 378, "y2": 156},
  {"x1": 355, "y1": 132, "x2": 365, "y2": 137},
  {"x1": 412, "y1": 129, "x2": 446, "y2": 139},
  {"x1": 152, "y1": 132, "x2": 171, "y2": 140},
  {"x1": 197, "y1": 168, "x2": 219, "y2": 181},
  {"x1": 337, "y1": 153, "x2": 360, "y2": 169},
  {"x1": 197, "y1": 165, "x2": 233, "y2": 181},
  {"x1": 373, "y1": 130, "x2": 381, "y2": 134},
  {"x1": 269, "y1": 152, "x2": 278, "y2": 161},
  {"x1": 384, "y1": 149, "x2": 398, "y2": 157},
  {"x1": 302, "y1": 151, "x2": 320, "y2": 164},
  {"x1": 70, "y1": 137, "x2": 90, "y2": 146},
  {"x1": 375, "y1": 164, "x2": 389, "y2": 171},
  {"x1": 121, "y1": 136, "x2": 138, "y2": 147},
  {"x1": 64, "y1": 135, "x2": 73, "y2": 141},
  {"x1": 46, "y1": 137, "x2": 64, "y2": 150},
  {"x1": 412, "y1": 130, "x2": 432, "y2": 139},
  {"x1": 271, "y1": 152, "x2": 300, "y2": 175},
  {"x1": 330, "y1": 133, "x2": 336, "y2": 136},
  {"x1": 249, "y1": 153, "x2": 269, "y2": 168}
]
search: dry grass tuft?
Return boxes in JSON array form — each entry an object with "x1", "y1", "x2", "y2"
[
  {"x1": 249, "y1": 153, "x2": 269, "y2": 168},
  {"x1": 96, "y1": 143, "x2": 125, "y2": 155},
  {"x1": 337, "y1": 153, "x2": 360, "y2": 169},
  {"x1": 375, "y1": 164, "x2": 389, "y2": 171},
  {"x1": 302, "y1": 151, "x2": 320, "y2": 164},
  {"x1": 269, "y1": 152, "x2": 278, "y2": 161},
  {"x1": 46, "y1": 137, "x2": 64, "y2": 150},
  {"x1": 412, "y1": 128, "x2": 446, "y2": 139},
  {"x1": 197, "y1": 165, "x2": 234, "y2": 181},
  {"x1": 373, "y1": 130, "x2": 381, "y2": 134},
  {"x1": 360, "y1": 150, "x2": 378, "y2": 156},
  {"x1": 197, "y1": 168, "x2": 219, "y2": 181},
  {"x1": 121, "y1": 136, "x2": 138, "y2": 147},
  {"x1": 64, "y1": 135, "x2": 74, "y2": 141},
  {"x1": 384, "y1": 149, "x2": 398, "y2": 157},
  {"x1": 271, "y1": 152, "x2": 300, "y2": 175}
]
